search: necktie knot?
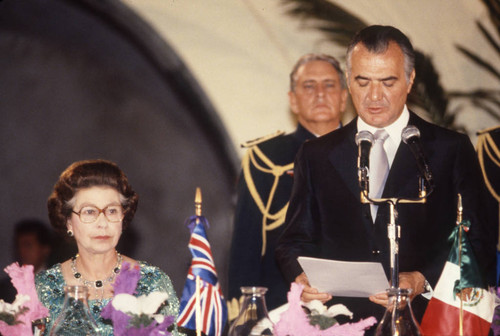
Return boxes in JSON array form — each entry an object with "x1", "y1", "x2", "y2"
[{"x1": 374, "y1": 129, "x2": 389, "y2": 143}]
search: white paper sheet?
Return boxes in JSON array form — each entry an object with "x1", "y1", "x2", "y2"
[{"x1": 298, "y1": 256, "x2": 390, "y2": 297}]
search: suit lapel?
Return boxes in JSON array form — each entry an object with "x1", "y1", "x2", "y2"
[
  {"x1": 382, "y1": 112, "x2": 436, "y2": 199},
  {"x1": 327, "y1": 121, "x2": 360, "y2": 200},
  {"x1": 383, "y1": 141, "x2": 418, "y2": 198}
]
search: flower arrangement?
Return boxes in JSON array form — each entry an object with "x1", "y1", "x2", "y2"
[
  {"x1": 273, "y1": 283, "x2": 377, "y2": 336},
  {"x1": 0, "y1": 262, "x2": 49, "y2": 336},
  {"x1": 302, "y1": 298, "x2": 354, "y2": 330},
  {"x1": 101, "y1": 262, "x2": 175, "y2": 336}
]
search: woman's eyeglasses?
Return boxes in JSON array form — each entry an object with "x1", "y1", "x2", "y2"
[{"x1": 72, "y1": 205, "x2": 124, "y2": 223}]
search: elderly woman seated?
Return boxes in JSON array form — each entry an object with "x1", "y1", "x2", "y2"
[{"x1": 35, "y1": 159, "x2": 183, "y2": 335}]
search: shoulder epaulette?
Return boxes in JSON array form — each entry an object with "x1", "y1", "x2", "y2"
[
  {"x1": 477, "y1": 125, "x2": 500, "y2": 135},
  {"x1": 240, "y1": 130, "x2": 285, "y2": 148},
  {"x1": 477, "y1": 125, "x2": 500, "y2": 203}
]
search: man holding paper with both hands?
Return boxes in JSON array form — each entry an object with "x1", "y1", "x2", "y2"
[{"x1": 276, "y1": 25, "x2": 496, "y2": 331}]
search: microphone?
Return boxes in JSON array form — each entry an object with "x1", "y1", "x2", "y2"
[
  {"x1": 401, "y1": 125, "x2": 435, "y2": 190},
  {"x1": 355, "y1": 130, "x2": 374, "y2": 192}
]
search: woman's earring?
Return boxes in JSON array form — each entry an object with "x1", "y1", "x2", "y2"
[{"x1": 67, "y1": 229, "x2": 74, "y2": 237}]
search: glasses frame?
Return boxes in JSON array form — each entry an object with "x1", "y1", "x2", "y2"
[{"x1": 72, "y1": 205, "x2": 124, "y2": 224}]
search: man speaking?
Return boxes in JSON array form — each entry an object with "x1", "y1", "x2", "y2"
[{"x1": 276, "y1": 25, "x2": 496, "y2": 332}]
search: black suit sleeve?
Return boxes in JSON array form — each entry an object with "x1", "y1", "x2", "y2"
[
  {"x1": 455, "y1": 134, "x2": 497, "y2": 285},
  {"x1": 417, "y1": 131, "x2": 496, "y2": 287}
]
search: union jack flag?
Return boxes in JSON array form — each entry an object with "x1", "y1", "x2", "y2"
[{"x1": 177, "y1": 215, "x2": 228, "y2": 336}]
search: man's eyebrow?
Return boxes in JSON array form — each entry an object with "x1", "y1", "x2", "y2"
[
  {"x1": 354, "y1": 75, "x2": 398, "y2": 81},
  {"x1": 354, "y1": 75, "x2": 369, "y2": 81},
  {"x1": 380, "y1": 76, "x2": 398, "y2": 81}
]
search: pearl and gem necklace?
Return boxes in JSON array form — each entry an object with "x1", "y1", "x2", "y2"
[{"x1": 71, "y1": 252, "x2": 122, "y2": 289}]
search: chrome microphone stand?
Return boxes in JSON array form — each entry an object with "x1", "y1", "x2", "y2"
[{"x1": 358, "y1": 168, "x2": 430, "y2": 288}]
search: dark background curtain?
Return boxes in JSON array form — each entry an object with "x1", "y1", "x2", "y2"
[{"x1": 0, "y1": 0, "x2": 238, "y2": 296}]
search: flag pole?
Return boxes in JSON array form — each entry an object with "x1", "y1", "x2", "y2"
[
  {"x1": 457, "y1": 193, "x2": 464, "y2": 336},
  {"x1": 195, "y1": 187, "x2": 202, "y2": 336},
  {"x1": 195, "y1": 275, "x2": 202, "y2": 336}
]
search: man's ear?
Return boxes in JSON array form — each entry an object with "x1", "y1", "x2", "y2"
[
  {"x1": 340, "y1": 89, "x2": 348, "y2": 113},
  {"x1": 345, "y1": 73, "x2": 351, "y2": 92},
  {"x1": 407, "y1": 69, "x2": 416, "y2": 93}
]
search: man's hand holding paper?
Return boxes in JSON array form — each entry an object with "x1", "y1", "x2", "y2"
[
  {"x1": 297, "y1": 257, "x2": 390, "y2": 300},
  {"x1": 294, "y1": 272, "x2": 332, "y2": 303}
]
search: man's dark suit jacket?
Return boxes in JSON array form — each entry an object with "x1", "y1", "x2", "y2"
[{"x1": 276, "y1": 111, "x2": 496, "y2": 325}]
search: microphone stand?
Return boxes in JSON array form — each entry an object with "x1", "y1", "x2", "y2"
[{"x1": 359, "y1": 174, "x2": 431, "y2": 288}]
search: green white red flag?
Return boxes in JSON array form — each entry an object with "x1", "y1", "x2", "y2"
[{"x1": 420, "y1": 220, "x2": 495, "y2": 336}]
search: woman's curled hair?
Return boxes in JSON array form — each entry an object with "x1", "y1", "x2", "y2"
[{"x1": 47, "y1": 159, "x2": 138, "y2": 234}]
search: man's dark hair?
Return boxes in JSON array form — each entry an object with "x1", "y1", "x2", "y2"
[
  {"x1": 346, "y1": 25, "x2": 415, "y2": 82},
  {"x1": 14, "y1": 219, "x2": 52, "y2": 247}
]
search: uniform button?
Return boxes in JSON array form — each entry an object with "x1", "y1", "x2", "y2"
[{"x1": 372, "y1": 250, "x2": 380, "y2": 255}]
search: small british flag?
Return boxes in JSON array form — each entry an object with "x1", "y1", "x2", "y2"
[{"x1": 177, "y1": 215, "x2": 227, "y2": 336}]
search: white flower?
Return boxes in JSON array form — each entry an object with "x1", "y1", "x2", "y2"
[
  {"x1": 326, "y1": 304, "x2": 353, "y2": 319},
  {"x1": 302, "y1": 299, "x2": 327, "y2": 315},
  {"x1": 112, "y1": 291, "x2": 169, "y2": 316},
  {"x1": 300, "y1": 300, "x2": 353, "y2": 319},
  {"x1": 0, "y1": 295, "x2": 30, "y2": 315},
  {"x1": 152, "y1": 314, "x2": 165, "y2": 324}
]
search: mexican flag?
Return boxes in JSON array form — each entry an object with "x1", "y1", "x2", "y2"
[{"x1": 420, "y1": 220, "x2": 496, "y2": 336}]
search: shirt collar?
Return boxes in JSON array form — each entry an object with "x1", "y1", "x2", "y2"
[
  {"x1": 356, "y1": 105, "x2": 410, "y2": 144},
  {"x1": 295, "y1": 123, "x2": 317, "y2": 141}
]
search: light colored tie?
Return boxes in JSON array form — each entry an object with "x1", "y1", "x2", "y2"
[{"x1": 369, "y1": 129, "x2": 390, "y2": 220}]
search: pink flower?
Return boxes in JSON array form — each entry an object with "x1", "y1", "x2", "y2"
[
  {"x1": 0, "y1": 262, "x2": 49, "y2": 336},
  {"x1": 273, "y1": 283, "x2": 377, "y2": 336}
]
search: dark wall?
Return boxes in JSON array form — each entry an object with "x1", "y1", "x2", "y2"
[{"x1": 0, "y1": 0, "x2": 238, "y2": 296}]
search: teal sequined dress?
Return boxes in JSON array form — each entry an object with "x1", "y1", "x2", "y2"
[{"x1": 35, "y1": 261, "x2": 183, "y2": 336}]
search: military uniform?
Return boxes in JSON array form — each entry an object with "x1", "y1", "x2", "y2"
[{"x1": 228, "y1": 124, "x2": 315, "y2": 314}]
